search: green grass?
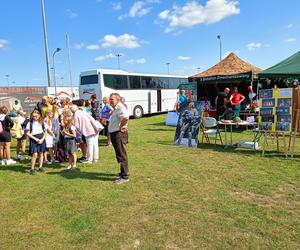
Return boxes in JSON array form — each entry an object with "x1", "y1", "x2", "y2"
[{"x1": 0, "y1": 114, "x2": 300, "y2": 249}]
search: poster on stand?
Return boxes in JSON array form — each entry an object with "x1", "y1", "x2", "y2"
[
  {"x1": 258, "y1": 88, "x2": 292, "y2": 132},
  {"x1": 174, "y1": 101, "x2": 205, "y2": 147}
]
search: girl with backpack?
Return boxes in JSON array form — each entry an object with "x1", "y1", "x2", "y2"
[
  {"x1": 16, "y1": 110, "x2": 29, "y2": 161},
  {"x1": 61, "y1": 115, "x2": 77, "y2": 171},
  {"x1": 0, "y1": 106, "x2": 16, "y2": 165},
  {"x1": 26, "y1": 110, "x2": 47, "y2": 175}
]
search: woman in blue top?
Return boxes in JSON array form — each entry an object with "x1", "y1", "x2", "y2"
[{"x1": 101, "y1": 97, "x2": 113, "y2": 146}]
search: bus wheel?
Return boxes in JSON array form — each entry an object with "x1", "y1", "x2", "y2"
[{"x1": 133, "y1": 105, "x2": 143, "y2": 119}]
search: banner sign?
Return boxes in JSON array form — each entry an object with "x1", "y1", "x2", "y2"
[
  {"x1": 174, "y1": 101, "x2": 205, "y2": 148},
  {"x1": 0, "y1": 87, "x2": 46, "y2": 114},
  {"x1": 198, "y1": 72, "x2": 252, "y2": 82}
]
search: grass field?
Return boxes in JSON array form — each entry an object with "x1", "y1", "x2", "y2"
[{"x1": 0, "y1": 114, "x2": 300, "y2": 249}]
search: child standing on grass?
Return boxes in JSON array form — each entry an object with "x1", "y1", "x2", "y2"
[
  {"x1": 44, "y1": 110, "x2": 56, "y2": 164},
  {"x1": 61, "y1": 116, "x2": 77, "y2": 171},
  {"x1": 16, "y1": 110, "x2": 29, "y2": 161},
  {"x1": 0, "y1": 106, "x2": 16, "y2": 165},
  {"x1": 26, "y1": 110, "x2": 47, "y2": 175}
]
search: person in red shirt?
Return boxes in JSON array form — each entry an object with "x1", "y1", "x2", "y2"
[{"x1": 229, "y1": 87, "x2": 245, "y2": 118}]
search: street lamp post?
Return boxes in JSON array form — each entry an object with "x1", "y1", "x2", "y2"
[
  {"x1": 5, "y1": 75, "x2": 10, "y2": 94},
  {"x1": 166, "y1": 62, "x2": 170, "y2": 88},
  {"x1": 217, "y1": 35, "x2": 222, "y2": 61},
  {"x1": 41, "y1": 0, "x2": 51, "y2": 87},
  {"x1": 52, "y1": 48, "x2": 61, "y2": 96},
  {"x1": 166, "y1": 62, "x2": 170, "y2": 75},
  {"x1": 116, "y1": 53, "x2": 122, "y2": 70},
  {"x1": 5, "y1": 74, "x2": 10, "y2": 85}
]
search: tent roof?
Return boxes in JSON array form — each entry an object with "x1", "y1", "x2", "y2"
[
  {"x1": 259, "y1": 51, "x2": 300, "y2": 78},
  {"x1": 191, "y1": 53, "x2": 261, "y2": 78}
]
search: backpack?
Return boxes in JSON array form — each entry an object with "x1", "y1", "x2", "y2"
[
  {"x1": 0, "y1": 121, "x2": 3, "y2": 135},
  {"x1": 56, "y1": 144, "x2": 67, "y2": 162},
  {"x1": 75, "y1": 127, "x2": 82, "y2": 143},
  {"x1": 68, "y1": 126, "x2": 82, "y2": 143},
  {"x1": 11, "y1": 119, "x2": 24, "y2": 139}
]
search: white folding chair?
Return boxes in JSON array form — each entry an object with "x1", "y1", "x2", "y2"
[{"x1": 201, "y1": 117, "x2": 223, "y2": 145}]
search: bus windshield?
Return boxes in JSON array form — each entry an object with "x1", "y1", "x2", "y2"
[{"x1": 80, "y1": 75, "x2": 98, "y2": 85}]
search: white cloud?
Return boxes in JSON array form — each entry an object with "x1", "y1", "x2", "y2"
[
  {"x1": 86, "y1": 44, "x2": 100, "y2": 50},
  {"x1": 158, "y1": 0, "x2": 240, "y2": 32},
  {"x1": 74, "y1": 43, "x2": 85, "y2": 49},
  {"x1": 112, "y1": 2, "x2": 122, "y2": 11},
  {"x1": 178, "y1": 56, "x2": 191, "y2": 60},
  {"x1": 247, "y1": 42, "x2": 262, "y2": 51},
  {"x1": 285, "y1": 24, "x2": 293, "y2": 29},
  {"x1": 0, "y1": 39, "x2": 9, "y2": 49},
  {"x1": 129, "y1": 2, "x2": 151, "y2": 17},
  {"x1": 94, "y1": 53, "x2": 115, "y2": 61},
  {"x1": 118, "y1": 0, "x2": 160, "y2": 20},
  {"x1": 101, "y1": 34, "x2": 140, "y2": 48},
  {"x1": 284, "y1": 38, "x2": 296, "y2": 43},
  {"x1": 66, "y1": 9, "x2": 78, "y2": 18},
  {"x1": 136, "y1": 58, "x2": 146, "y2": 64}
]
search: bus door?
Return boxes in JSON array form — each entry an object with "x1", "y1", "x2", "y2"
[
  {"x1": 148, "y1": 90, "x2": 157, "y2": 113},
  {"x1": 157, "y1": 89, "x2": 162, "y2": 112}
]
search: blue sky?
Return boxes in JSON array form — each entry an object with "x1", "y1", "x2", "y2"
[{"x1": 0, "y1": 0, "x2": 300, "y2": 86}]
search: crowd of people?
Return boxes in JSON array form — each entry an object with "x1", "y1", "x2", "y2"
[{"x1": 0, "y1": 93, "x2": 130, "y2": 184}]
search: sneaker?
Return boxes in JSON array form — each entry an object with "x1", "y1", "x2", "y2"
[
  {"x1": 114, "y1": 178, "x2": 129, "y2": 184},
  {"x1": 46, "y1": 161, "x2": 53, "y2": 165},
  {"x1": 20, "y1": 155, "x2": 27, "y2": 161},
  {"x1": 15, "y1": 154, "x2": 20, "y2": 160},
  {"x1": 6, "y1": 159, "x2": 17, "y2": 165},
  {"x1": 80, "y1": 159, "x2": 92, "y2": 164},
  {"x1": 53, "y1": 159, "x2": 60, "y2": 163},
  {"x1": 38, "y1": 167, "x2": 45, "y2": 172},
  {"x1": 66, "y1": 165, "x2": 72, "y2": 170},
  {"x1": 1, "y1": 159, "x2": 6, "y2": 165},
  {"x1": 29, "y1": 169, "x2": 35, "y2": 175},
  {"x1": 70, "y1": 166, "x2": 77, "y2": 171},
  {"x1": 78, "y1": 156, "x2": 87, "y2": 161}
]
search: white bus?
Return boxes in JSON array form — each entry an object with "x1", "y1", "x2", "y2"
[{"x1": 79, "y1": 69, "x2": 188, "y2": 118}]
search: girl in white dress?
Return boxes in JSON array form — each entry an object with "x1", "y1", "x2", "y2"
[{"x1": 44, "y1": 110, "x2": 55, "y2": 164}]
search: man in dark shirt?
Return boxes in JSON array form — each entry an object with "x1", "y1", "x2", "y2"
[{"x1": 215, "y1": 87, "x2": 230, "y2": 120}]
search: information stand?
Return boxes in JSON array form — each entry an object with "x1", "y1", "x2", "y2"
[
  {"x1": 259, "y1": 87, "x2": 293, "y2": 157},
  {"x1": 288, "y1": 86, "x2": 300, "y2": 157}
]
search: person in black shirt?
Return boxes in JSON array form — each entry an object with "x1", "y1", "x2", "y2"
[{"x1": 215, "y1": 87, "x2": 230, "y2": 120}]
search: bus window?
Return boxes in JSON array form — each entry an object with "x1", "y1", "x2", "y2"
[
  {"x1": 141, "y1": 76, "x2": 152, "y2": 88},
  {"x1": 129, "y1": 76, "x2": 141, "y2": 89},
  {"x1": 81, "y1": 75, "x2": 98, "y2": 85},
  {"x1": 103, "y1": 74, "x2": 128, "y2": 89}
]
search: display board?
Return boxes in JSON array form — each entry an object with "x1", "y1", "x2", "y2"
[
  {"x1": 259, "y1": 88, "x2": 292, "y2": 132},
  {"x1": 174, "y1": 101, "x2": 204, "y2": 147}
]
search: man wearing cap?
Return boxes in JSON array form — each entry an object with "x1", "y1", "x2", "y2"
[
  {"x1": 215, "y1": 87, "x2": 230, "y2": 120},
  {"x1": 108, "y1": 93, "x2": 130, "y2": 184}
]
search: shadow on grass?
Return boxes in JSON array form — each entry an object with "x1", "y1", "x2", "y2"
[
  {"x1": 47, "y1": 169, "x2": 116, "y2": 182},
  {"x1": 198, "y1": 143, "x2": 300, "y2": 159},
  {"x1": 145, "y1": 128, "x2": 175, "y2": 132},
  {"x1": 148, "y1": 122, "x2": 167, "y2": 126},
  {"x1": 0, "y1": 164, "x2": 29, "y2": 173}
]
